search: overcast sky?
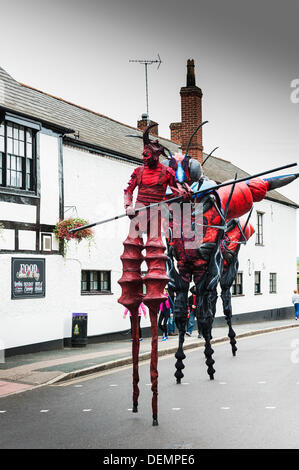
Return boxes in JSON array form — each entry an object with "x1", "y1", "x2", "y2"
[{"x1": 0, "y1": 0, "x2": 298, "y2": 248}]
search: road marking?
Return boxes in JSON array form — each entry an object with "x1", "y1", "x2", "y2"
[
  {"x1": 127, "y1": 408, "x2": 132, "y2": 411},
  {"x1": 82, "y1": 409, "x2": 92, "y2": 412},
  {"x1": 109, "y1": 384, "x2": 118, "y2": 387},
  {"x1": 220, "y1": 407, "x2": 230, "y2": 410},
  {"x1": 182, "y1": 382, "x2": 190, "y2": 385},
  {"x1": 265, "y1": 406, "x2": 276, "y2": 409},
  {"x1": 172, "y1": 408, "x2": 181, "y2": 411},
  {"x1": 0, "y1": 411, "x2": 7, "y2": 413},
  {"x1": 219, "y1": 382, "x2": 227, "y2": 385},
  {"x1": 40, "y1": 410, "x2": 49, "y2": 413}
]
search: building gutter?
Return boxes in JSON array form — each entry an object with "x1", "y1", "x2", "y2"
[{"x1": 63, "y1": 137, "x2": 142, "y2": 166}]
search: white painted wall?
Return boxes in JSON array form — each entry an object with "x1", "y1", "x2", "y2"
[
  {"x1": 0, "y1": 138, "x2": 297, "y2": 351},
  {"x1": 0, "y1": 253, "x2": 75, "y2": 349},
  {"x1": 214, "y1": 199, "x2": 298, "y2": 316},
  {"x1": 0, "y1": 229, "x2": 15, "y2": 250},
  {"x1": 63, "y1": 145, "x2": 151, "y2": 338},
  {"x1": 39, "y1": 133, "x2": 60, "y2": 225},
  {"x1": 0, "y1": 201, "x2": 36, "y2": 223},
  {"x1": 0, "y1": 131, "x2": 64, "y2": 350},
  {"x1": 18, "y1": 230, "x2": 36, "y2": 250}
]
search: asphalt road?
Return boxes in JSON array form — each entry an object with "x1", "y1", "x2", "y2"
[{"x1": 1, "y1": 327, "x2": 299, "y2": 449}]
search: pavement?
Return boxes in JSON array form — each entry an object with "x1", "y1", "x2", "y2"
[{"x1": 0, "y1": 317, "x2": 299, "y2": 399}]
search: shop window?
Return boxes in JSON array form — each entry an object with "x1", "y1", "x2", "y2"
[{"x1": 81, "y1": 270, "x2": 111, "y2": 294}]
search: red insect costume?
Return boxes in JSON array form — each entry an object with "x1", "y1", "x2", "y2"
[
  {"x1": 216, "y1": 216, "x2": 255, "y2": 355},
  {"x1": 164, "y1": 151, "x2": 298, "y2": 382}
]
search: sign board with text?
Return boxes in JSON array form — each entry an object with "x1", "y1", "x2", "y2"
[{"x1": 11, "y1": 258, "x2": 46, "y2": 299}]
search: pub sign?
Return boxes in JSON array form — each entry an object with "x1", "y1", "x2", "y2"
[{"x1": 11, "y1": 258, "x2": 46, "y2": 299}]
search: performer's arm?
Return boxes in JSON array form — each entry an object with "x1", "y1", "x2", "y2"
[{"x1": 124, "y1": 169, "x2": 138, "y2": 216}]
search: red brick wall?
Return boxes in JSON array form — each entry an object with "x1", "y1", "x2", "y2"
[
  {"x1": 137, "y1": 119, "x2": 159, "y2": 136},
  {"x1": 169, "y1": 122, "x2": 182, "y2": 145},
  {"x1": 180, "y1": 86, "x2": 203, "y2": 163},
  {"x1": 169, "y1": 60, "x2": 204, "y2": 163}
]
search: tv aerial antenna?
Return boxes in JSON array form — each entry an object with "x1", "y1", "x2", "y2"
[{"x1": 129, "y1": 54, "x2": 162, "y2": 125}]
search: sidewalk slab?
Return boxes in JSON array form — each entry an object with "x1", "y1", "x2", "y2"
[{"x1": 0, "y1": 380, "x2": 32, "y2": 397}]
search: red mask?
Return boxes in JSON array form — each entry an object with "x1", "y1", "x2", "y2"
[{"x1": 142, "y1": 146, "x2": 160, "y2": 168}]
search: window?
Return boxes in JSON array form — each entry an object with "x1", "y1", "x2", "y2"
[
  {"x1": 81, "y1": 270, "x2": 111, "y2": 294},
  {"x1": 231, "y1": 272, "x2": 243, "y2": 296},
  {"x1": 269, "y1": 273, "x2": 277, "y2": 293},
  {"x1": 254, "y1": 271, "x2": 261, "y2": 294},
  {"x1": 256, "y1": 212, "x2": 264, "y2": 245},
  {"x1": 0, "y1": 121, "x2": 35, "y2": 191},
  {"x1": 41, "y1": 234, "x2": 52, "y2": 252}
]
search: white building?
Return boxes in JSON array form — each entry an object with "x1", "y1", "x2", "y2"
[{"x1": 0, "y1": 65, "x2": 297, "y2": 356}]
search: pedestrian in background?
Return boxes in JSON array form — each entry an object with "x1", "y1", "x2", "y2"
[
  {"x1": 167, "y1": 289, "x2": 177, "y2": 336},
  {"x1": 158, "y1": 288, "x2": 173, "y2": 341},
  {"x1": 123, "y1": 302, "x2": 147, "y2": 341},
  {"x1": 186, "y1": 285, "x2": 201, "y2": 338},
  {"x1": 292, "y1": 289, "x2": 299, "y2": 320}
]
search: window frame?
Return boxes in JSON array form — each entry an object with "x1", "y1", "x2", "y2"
[
  {"x1": 0, "y1": 119, "x2": 38, "y2": 194},
  {"x1": 231, "y1": 271, "x2": 244, "y2": 296},
  {"x1": 255, "y1": 211, "x2": 264, "y2": 246},
  {"x1": 81, "y1": 270, "x2": 112, "y2": 295},
  {"x1": 254, "y1": 271, "x2": 262, "y2": 294},
  {"x1": 269, "y1": 272, "x2": 277, "y2": 294}
]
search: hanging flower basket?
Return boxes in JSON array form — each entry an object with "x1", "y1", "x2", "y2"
[{"x1": 54, "y1": 217, "x2": 94, "y2": 257}]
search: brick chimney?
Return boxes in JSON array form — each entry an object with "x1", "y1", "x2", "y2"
[
  {"x1": 137, "y1": 113, "x2": 159, "y2": 136},
  {"x1": 169, "y1": 59, "x2": 203, "y2": 163}
]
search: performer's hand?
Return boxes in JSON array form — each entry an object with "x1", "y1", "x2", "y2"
[
  {"x1": 126, "y1": 205, "x2": 136, "y2": 219},
  {"x1": 177, "y1": 182, "x2": 192, "y2": 202}
]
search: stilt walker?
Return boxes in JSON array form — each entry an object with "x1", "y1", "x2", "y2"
[
  {"x1": 118, "y1": 124, "x2": 191, "y2": 425},
  {"x1": 163, "y1": 145, "x2": 299, "y2": 382}
]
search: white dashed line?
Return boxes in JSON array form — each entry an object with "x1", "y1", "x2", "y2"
[
  {"x1": 265, "y1": 406, "x2": 276, "y2": 409},
  {"x1": 40, "y1": 410, "x2": 49, "y2": 413},
  {"x1": 172, "y1": 408, "x2": 181, "y2": 411},
  {"x1": 220, "y1": 407, "x2": 230, "y2": 410},
  {"x1": 182, "y1": 382, "x2": 190, "y2": 385},
  {"x1": 219, "y1": 382, "x2": 227, "y2": 385},
  {"x1": 109, "y1": 384, "x2": 118, "y2": 387},
  {"x1": 82, "y1": 409, "x2": 92, "y2": 412},
  {"x1": 0, "y1": 411, "x2": 7, "y2": 413}
]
